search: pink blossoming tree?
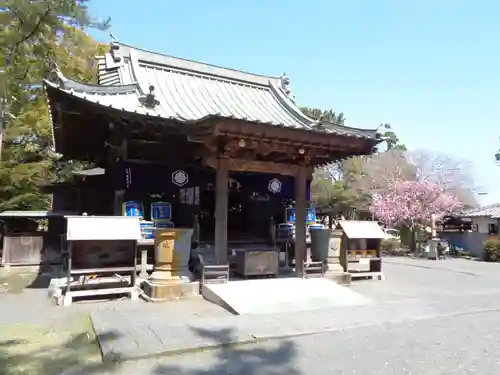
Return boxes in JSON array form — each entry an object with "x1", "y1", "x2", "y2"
[{"x1": 370, "y1": 180, "x2": 462, "y2": 228}]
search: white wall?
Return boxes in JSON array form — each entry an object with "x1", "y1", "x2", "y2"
[{"x1": 471, "y1": 216, "x2": 499, "y2": 234}]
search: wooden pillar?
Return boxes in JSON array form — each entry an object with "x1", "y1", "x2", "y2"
[
  {"x1": 114, "y1": 190, "x2": 125, "y2": 215},
  {"x1": 110, "y1": 123, "x2": 128, "y2": 216},
  {"x1": 295, "y1": 165, "x2": 307, "y2": 277},
  {"x1": 214, "y1": 158, "x2": 229, "y2": 264}
]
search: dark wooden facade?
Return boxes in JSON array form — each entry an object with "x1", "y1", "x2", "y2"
[{"x1": 44, "y1": 41, "x2": 380, "y2": 276}]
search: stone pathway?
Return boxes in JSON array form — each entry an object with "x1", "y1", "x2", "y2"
[
  {"x1": 90, "y1": 307, "x2": 500, "y2": 375},
  {"x1": 90, "y1": 259, "x2": 500, "y2": 361},
  {"x1": 5, "y1": 258, "x2": 500, "y2": 373},
  {"x1": 91, "y1": 292, "x2": 500, "y2": 360}
]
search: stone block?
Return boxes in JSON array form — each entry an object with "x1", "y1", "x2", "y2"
[
  {"x1": 142, "y1": 280, "x2": 200, "y2": 300},
  {"x1": 325, "y1": 272, "x2": 352, "y2": 285}
]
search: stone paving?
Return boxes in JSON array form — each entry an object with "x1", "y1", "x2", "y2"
[
  {"x1": 4, "y1": 258, "x2": 500, "y2": 374},
  {"x1": 81, "y1": 258, "x2": 500, "y2": 374},
  {"x1": 91, "y1": 291, "x2": 500, "y2": 361},
  {"x1": 90, "y1": 258, "x2": 500, "y2": 361},
  {"x1": 98, "y1": 308, "x2": 500, "y2": 375}
]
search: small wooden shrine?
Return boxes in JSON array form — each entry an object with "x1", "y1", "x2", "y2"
[
  {"x1": 43, "y1": 40, "x2": 380, "y2": 276},
  {"x1": 336, "y1": 220, "x2": 385, "y2": 281}
]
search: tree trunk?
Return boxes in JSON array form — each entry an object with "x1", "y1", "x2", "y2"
[{"x1": 410, "y1": 224, "x2": 417, "y2": 254}]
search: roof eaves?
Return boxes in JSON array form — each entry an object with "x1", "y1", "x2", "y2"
[
  {"x1": 267, "y1": 82, "x2": 315, "y2": 130},
  {"x1": 460, "y1": 203, "x2": 500, "y2": 218},
  {"x1": 44, "y1": 69, "x2": 139, "y2": 95},
  {"x1": 267, "y1": 82, "x2": 379, "y2": 140},
  {"x1": 318, "y1": 122, "x2": 379, "y2": 139},
  {"x1": 94, "y1": 40, "x2": 380, "y2": 140},
  {"x1": 44, "y1": 56, "x2": 379, "y2": 141}
]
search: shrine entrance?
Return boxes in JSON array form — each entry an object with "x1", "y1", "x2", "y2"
[
  {"x1": 44, "y1": 39, "x2": 381, "y2": 283},
  {"x1": 197, "y1": 171, "x2": 291, "y2": 244},
  {"x1": 226, "y1": 172, "x2": 289, "y2": 243}
]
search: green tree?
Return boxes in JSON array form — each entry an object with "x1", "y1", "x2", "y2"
[
  {"x1": 0, "y1": 1, "x2": 109, "y2": 210},
  {"x1": 301, "y1": 107, "x2": 346, "y2": 127},
  {"x1": 311, "y1": 167, "x2": 352, "y2": 217},
  {"x1": 303, "y1": 107, "x2": 361, "y2": 217},
  {"x1": 379, "y1": 123, "x2": 406, "y2": 151},
  {"x1": 311, "y1": 158, "x2": 370, "y2": 219}
]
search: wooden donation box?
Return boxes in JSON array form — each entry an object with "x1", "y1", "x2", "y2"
[
  {"x1": 337, "y1": 220, "x2": 385, "y2": 280},
  {"x1": 234, "y1": 247, "x2": 279, "y2": 278},
  {"x1": 59, "y1": 216, "x2": 142, "y2": 306}
]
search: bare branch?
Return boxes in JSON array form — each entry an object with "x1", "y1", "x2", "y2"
[
  {"x1": 350, "y1": 149, "x2": 415, "y2": 194},
  {"x1": 406, "y1": 149, "x2": 478, "y2": 209},
  {"x1": 406, "y1": 149, "x2": 474, "y2": 190}
]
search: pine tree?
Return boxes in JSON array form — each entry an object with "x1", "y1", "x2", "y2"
[{"x1": 0, "y1": 0, "x2": 109, "y2": 210}]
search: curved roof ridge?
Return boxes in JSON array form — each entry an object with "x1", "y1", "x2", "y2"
[
  {"x1": 268, "y1": 82, "x2": 316, "y2": 128},
  {"x1": 139, "y1": 60, "x2": 275, "y2": 90},
  {"x1": 268, "y1": 82, "x2": 378, "y2": 137},
  {"x1": 44, "y1": 69, "x2": 139, "y2": 95},
  {"x1": 319, "y1": 121, "x2": 379, "y2": 134},
  {"x1": 43, "y1": 69, "x2": 139, "y2": 94},
  {"x1": 114, "y1": 41, "x2": 284, "y2": 87}
]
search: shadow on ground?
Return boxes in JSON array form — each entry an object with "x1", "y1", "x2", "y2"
[
  {"x1": 0, "y1": 272, "x2": 51, "y2": 294},
  {"x1": 153, "y1": 327, "x2": 300, "y2": 375},
  {"x1": 0, "y1": 329, "x2": 122, "y2": 375}
]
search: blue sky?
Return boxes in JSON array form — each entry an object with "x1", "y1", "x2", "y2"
[{"x1": 88, "y1": 0, "x2": 500, "y2": 204}]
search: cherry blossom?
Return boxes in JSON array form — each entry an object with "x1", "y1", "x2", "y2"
[{"x1": 370, "y1": 179, "x2": 461, "y2": 226}]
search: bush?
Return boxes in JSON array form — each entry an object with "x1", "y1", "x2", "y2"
[{"x1": 483, "y1": 237, "x2": 500, "y2": 262}]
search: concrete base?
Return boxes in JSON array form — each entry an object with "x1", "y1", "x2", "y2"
[
  {"x1": 202, "y1": 277, "x2": 373, "y2": 315},
  {"x1": 427, "y1": 238, "x2": 439, "y2": 260},
  {"x1": 323, "y1": 259, "x2": 351, "y2": 285},
  {"x1": 150, "y1": 269, "x2": 193, "y2": 283},
  {"x1": 325, "y1": 271, "x2": 352, "y2": 285},
  {"x1": 142, "y1": 280, "x2": 200, "y2": 300}
]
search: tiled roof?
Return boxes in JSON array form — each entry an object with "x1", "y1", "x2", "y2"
[
  {"x1": 459, "y1": 203, "x2": 500, "y2": 219},
  {"x1": 44, "y1": 41, "x2": 378, "y2": 139}
]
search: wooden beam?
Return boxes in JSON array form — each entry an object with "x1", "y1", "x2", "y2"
[
  {"x1": 215, "y1": 120, "x2": 374, "y2": 152},
  {"x1": 198, "y1": 133, "x2": 372, "y2": 166},
  {"x1": 204, "y1": 156, "x2": 313, "y2": 177},
  {"x1": 214, "y1": 158, "x2": 229, "y2": 264},
  {"x1": 128, "y1": 139, "x2": 163, "y2": 145},
  {"x1": 124, "y1": 158, "x2": 171, "y2": 166}
]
